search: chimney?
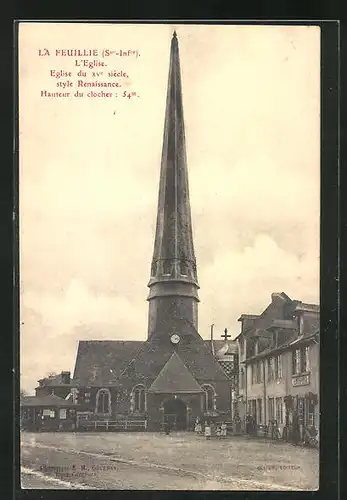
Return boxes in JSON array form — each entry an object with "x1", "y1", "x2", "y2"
[{"x1": 61, "y1": 371, "x2": 71, "y2": 384}]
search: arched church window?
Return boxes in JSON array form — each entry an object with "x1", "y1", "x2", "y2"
[
  {"x1": 96, "y1": 388, "x2": 111, "y2": 415},
  {"x1": 131, "y1": 385, "x2": 146, "y2": 413},
  {"x1": 202, "y1": 384, "x2": 215, "y2": 413}
]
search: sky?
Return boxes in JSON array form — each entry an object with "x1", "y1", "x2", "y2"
[{"x1": 19, "y1": 23, "x2": 320, "y2": 393}]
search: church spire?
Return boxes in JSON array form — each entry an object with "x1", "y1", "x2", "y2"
[{"x1": 147, "y1": 32, "x2": 199, "y2": 339}]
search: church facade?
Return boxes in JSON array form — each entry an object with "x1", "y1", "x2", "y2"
[{"x1": 71, "y1": 32, "x2": 233, "y2": 431}]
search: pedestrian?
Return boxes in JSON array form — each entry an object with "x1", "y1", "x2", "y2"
[
  {"x1": 164, "y1": 419, "x2": 170, "y2": 435},
  {"x1": 216, "y1": 425, "x2": 221, "y2": 437},
  {"x1": 234, "y1": 414, "x2": 241, "y2": 434},
  {"x1": 245, "y1": 414, "x2": 250, "y2": 435},
  {"x1": 292, "y1": 412, "x2": 300, "y2": 445},
  {"x1": 221, "y1": 422, "x2": 227, "y2": 438},
  {"x1": 204, "y1": 421, "x2": 211, "y2": 440},
  {"x1": 251, "y1": 416, "x2": 257, "y2": 436},
  {"x1": 195, "y1": 417, "x2": 202, "y2": 434}
]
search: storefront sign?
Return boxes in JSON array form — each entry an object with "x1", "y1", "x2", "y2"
[{"x1": 292, "y1": 374, "x2": 310, "y2": 386}]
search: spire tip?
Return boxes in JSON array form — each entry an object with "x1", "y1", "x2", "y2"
[{"x1": 173, "y1": 30, "x2": 177, "y2": 39}]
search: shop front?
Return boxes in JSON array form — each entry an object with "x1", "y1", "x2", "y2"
[{"x1": 20, "y1": 394, "x2": 79, "y2": 432}]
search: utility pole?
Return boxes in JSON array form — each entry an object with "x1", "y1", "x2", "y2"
[{"x1": 210, "y1": 324, "x2": 215, "y2": 356}]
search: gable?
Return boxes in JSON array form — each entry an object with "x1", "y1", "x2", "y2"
[{"x1": 148, "y1": 353, "x2": 203, "y2": 393}]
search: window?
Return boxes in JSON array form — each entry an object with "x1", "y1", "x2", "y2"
[
  {"x1": 240, "y1": 368, "x2": 245, "y2": 389},
  {"x1": 252, "y1": 361, "x2": 263, "y2": 384},
  {"x1": 257, "y1": 399, "x2": 263, "y2": 424},
  {"x1": 292, "y1": 349, "x2": 301, "y2": 375},
  {"x1": 131, "y1": 385, "x2": 145, "y2": 413},
  {"x1": 298, "y1": 397, "x2": 304, "y2": 424},
  {"x1": 267, "y1": 357, "x2": 275, "y2": 382},
  {"x1": 202, "y1": 385, "x2": 215, "y2": 412},
  {"x1": 96, "y1": 389, "x2": 111, "y2": 414},
  {"x1": 306, "y1": 399, "x2": 315, "y2": 427},
  {"x1": 59, "y1": 409, "x2": 67, "y2": 420},
  {"x1": 275, "y1": 355, "x2": 283, "y2": 380},
  {"x1": 268, "y1": 398, "x2": 275, "y2": 421},
  {"x1": 302, "y1": 346, "x2": 310, "y2": 372},
  {"x1": 292, "y1": 346, "x2": 310, "y2": 375},
  {"x1": 248, "y1": 400, "x2": 256, "y2": 419},
  {"x1": 240, "y1": 339, "x2": 245, "y2": 357},
  {"x1": 71, "y1": 388, "x2": 78, "y2": 404},
  {"x1": 134, "y1": 386, "x2": 145, "y2": 413},
  {"x1": 43, "y1": 408, "x2": 55, "y2": 418},
  {"x1": 259, "y1": 360, "x2": 264, "y2": 383},
  {"x1": 275, "y1": 398, "x2": 284, "y2": 424},
  {"x1": 251, "y1": 363, "x2": 257, "y2": 385}
]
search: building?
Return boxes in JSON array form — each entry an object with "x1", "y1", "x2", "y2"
[
  {"x1": 35, "y1": 371, "x2": 77, "y2": 401},
  {"x1": 66, "y1": 32, "x2": 233, "y2": 431},
  {"x1": 20, "y1": 394, "x2": 78, "y2": 432},
  {"x1": 207, "y1": 328, "x2": 239, "y2": 418},
  {"x1": 236, "y1": 292, "x2": 319, "y2": 442}
]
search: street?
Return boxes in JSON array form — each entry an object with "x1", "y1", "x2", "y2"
[{"x1": 20, "y1": 431, "x2": 319, "y2": 490}]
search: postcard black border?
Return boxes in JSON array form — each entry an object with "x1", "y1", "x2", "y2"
[{"x1": 10, "y1": 18, "x2": 340, "y2": 500}]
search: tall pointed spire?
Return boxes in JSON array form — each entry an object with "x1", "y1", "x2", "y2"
[{"x1": 147, "y1": 32, "x2": 199, "y2": 340}]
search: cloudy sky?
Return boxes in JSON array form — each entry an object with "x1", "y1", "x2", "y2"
[{"x1": 19, "y1": 23, "x2": 320, "y2": 393}]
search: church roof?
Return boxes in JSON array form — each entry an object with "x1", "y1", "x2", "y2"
[
  {"x1": 148, "y1": 352, "x2": 203, "y2": 393},
  {"x1": 73, "y1": 340, "x2": 143, "y2": 386},
  {"x1": 20, "y1": 394, "x2": 78, "y2": 408},
  {"x1": 121, "y1": 319, "x2": 229, "y2": 383},
  {"x1": 72, "y1": 329, "x2": 229, "y2": 387}
]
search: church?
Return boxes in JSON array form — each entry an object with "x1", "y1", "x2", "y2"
[{"x1": 37, "y1": 32, "x2": 237, "y2": 432}]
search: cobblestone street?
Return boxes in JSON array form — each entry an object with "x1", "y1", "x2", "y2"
[{"x1": 20, "y1": 432, "x2": 319, "y2": 490}]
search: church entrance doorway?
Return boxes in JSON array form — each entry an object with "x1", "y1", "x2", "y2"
[{"x1": 163, "y1": 397, "x2": 187, "y2": 431}]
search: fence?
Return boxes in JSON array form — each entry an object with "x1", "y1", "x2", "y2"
[{"x1": 77, "y1": 418, "x2": 148, "y2": 432}]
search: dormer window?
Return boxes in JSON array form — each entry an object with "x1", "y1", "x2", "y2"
[{"x1": 299, "y1": 315, "x2": 305, "y2": 335}]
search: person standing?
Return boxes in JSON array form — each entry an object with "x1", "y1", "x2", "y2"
[
  {"x1": 221, "y1": 422, "x2": 227, "y2": 438},
  {"x1": 292, "y1": 411, "x2": 300, "y2": 445},
  {"x1": 204, "y1": 421, "x2": 211, "y2": 440},
  {"x1": 164, "y1": 419, "x2": 171, "y2": 435},
  {"x1": 195, "y1": 417, "x2": 202, "y2": 434}
]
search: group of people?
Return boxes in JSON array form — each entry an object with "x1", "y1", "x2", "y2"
[{"x1": 194, "y1": 417, "x2": 227, "y2": 439}]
